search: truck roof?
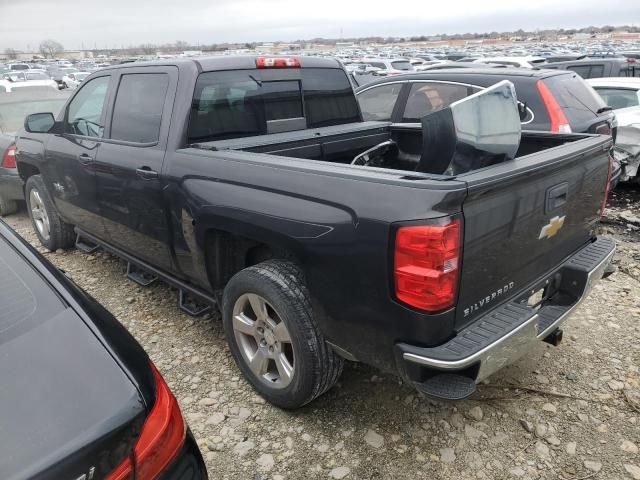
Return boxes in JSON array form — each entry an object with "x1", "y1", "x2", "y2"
[{"x1": 99, "y1": 55, "x2": 342, "y2": 73}]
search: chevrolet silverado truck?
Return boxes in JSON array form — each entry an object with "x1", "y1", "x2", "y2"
[{"x1": 14, "y1": 56, "x2": 615, "y2": 409}]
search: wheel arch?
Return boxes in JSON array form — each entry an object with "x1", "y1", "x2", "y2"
[{"x1": 17, "y1": 161, "x2": 40, "y2": 182}]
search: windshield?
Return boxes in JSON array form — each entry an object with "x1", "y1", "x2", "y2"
[
  {"x1": 75, "y1": 73, "x2": 90, "y2": 81},
  {"x1": 391, "y1": 61, "x2": 413, "y2": 71},
  {"x1": 0, "y1": 91, "x2": 69, "y2": 134}
]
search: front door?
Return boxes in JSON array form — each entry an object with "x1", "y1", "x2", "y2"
[
  {"x1": 44, "y1": 74, "x2": 112, "y2": 236},
  {"x1": 94, "y1": 68, "x2": 177, "y2": 271}
]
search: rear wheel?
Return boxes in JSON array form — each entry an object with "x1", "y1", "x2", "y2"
[
  {"x1": 0, "y1": 195, "x2": 18, "y2": 217},
  {"x1": 25, "y1": 175, "x2": 75, "y2": 251},
  {"x1": 222, "y1": 260, "x2": 343, "y2": 409}
]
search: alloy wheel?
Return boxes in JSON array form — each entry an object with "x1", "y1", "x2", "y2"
[
  {"x1": 232, "y1": 293, "x2": 295, "y2": 389},
  {"x1": 29, "y1": 188, "x2": 50, "y2": 241}
]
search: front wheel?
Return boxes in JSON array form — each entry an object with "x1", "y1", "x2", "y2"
[
  {"x1": 25, "y1": 175, "x2": 75, "y2": 251},
  {"x1": 222, "y1": 260, "x2": 343, "y2": 409}
]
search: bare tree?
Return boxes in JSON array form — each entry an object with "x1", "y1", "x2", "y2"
[
  {"x1": 174, "y1": 40, "x2": 190, "y2": 51},
  {"x1": 139, "y1": 44, "x2": 157, "y2": 55},
  {"x1": 4, "y1": 48, "x2": 18, "y2": 60},
  {"x1": 39, "y1": 39, "x2": 64, "y2": 58}
]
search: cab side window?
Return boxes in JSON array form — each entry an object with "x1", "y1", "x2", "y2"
[
  {"x1": 110, "y1": 73, "x2": 169, "y2": 143},
  {"x1": 357, "y1": 83, "x2": 403, "y2": 121},
  {"x1": 65, "y1": 76, "x2": 110, "y2": 138}
]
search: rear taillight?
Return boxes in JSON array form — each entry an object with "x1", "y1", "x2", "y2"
[
  {"x1": 255, "y1": 56, "x2": 300, "y2": 68},
  {"x1": 600, "y1": 155, "x2": 613, "y2": 217},
  {"x1": 394, "y1": 218, "x2": 461, "y2": 312},
  {"x1": 536, "y1": 80, "x2": 572, "y2": 133},
  {"x1": 2, "y1": 143, "x2": 16, "y2": 169},
  {"x1": 107, "y1": 363, "x2": 185, "y2": 480}
]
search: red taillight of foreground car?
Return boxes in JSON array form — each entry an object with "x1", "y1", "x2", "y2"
[
  {"x1": 106, "y1": 363, "x2": 186, "y2": 480},
  {"x1": 255, "y1": 56, "x2": 301, "y2": 68},
  {"x1": 394, "y1": 218, "x2": 461, "y2": 312},
  {"x1": 600, "y1": 154, "x2": 613, "y2": 217},
  {"x1": 2, "y1": 143, "x2": 17, "y2": 169},
  {"x1": 536, "y1": 80, "x2": 572, "y2": 134}
]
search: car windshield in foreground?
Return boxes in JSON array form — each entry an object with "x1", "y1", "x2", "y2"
[{"x1": 0, "y1": 89, "x2": 70, "y2": 134}]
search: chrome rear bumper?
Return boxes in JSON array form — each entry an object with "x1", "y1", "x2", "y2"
[{"x1": 398, "y1": 237, "x2": 616, "y2": 384}]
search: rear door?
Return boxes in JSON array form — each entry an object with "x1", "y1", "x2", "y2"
[
  {"x1": 455, "y1": 134, "x2": 611, "y2": 329},
  {"x1": 94, "y1": 67, "x2": 177, "y2": 271}
]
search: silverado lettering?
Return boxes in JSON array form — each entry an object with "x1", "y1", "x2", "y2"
[{"x1": 463, "y1": 282, "x2": 516, "y2": 317}]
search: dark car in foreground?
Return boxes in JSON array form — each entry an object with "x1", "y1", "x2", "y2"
[
  {"x1": 0, "y1": 87, "x2": 70, "y2": 215},
  {"x1": 355, "y1": 68, "x2": 616, "y2": 136},
  {"x1": 0, "y1": 220, "x2": 207, "y2": 479}
]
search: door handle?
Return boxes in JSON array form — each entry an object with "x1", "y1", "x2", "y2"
[
  {"x1": 78, "y1": 153, "x2": 94, "y2": 165},
  {"x1": 136, "y1": 167, "x2": 159, "y2": 180}
]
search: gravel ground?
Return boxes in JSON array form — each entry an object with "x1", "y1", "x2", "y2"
[{"x1": 3, "y1": 188, "x2": 640, "y2": 480}]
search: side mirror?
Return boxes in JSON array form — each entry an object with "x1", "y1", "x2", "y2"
[{"x1": 24, "y1": 112, "x2": 56, "y2": 133}]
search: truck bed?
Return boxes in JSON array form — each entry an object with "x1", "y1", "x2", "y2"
[{"x1": 190, "y1": 121, "x2": 590, "y2": 177}]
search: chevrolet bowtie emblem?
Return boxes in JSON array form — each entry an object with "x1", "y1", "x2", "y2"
[{"x1": 539, "y1": 215, "x2": 565, "y2": 239}]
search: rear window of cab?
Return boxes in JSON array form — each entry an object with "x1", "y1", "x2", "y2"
[{"x1": 188, "y1": 68, "x2": 361, "y2": 142}]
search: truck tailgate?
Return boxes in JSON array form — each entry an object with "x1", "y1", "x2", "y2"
[{"x1": 455, "y1": 134, "x2": 611, "y2": 329}]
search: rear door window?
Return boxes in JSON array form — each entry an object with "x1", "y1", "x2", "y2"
[
  {"x1": 402, "y1": 82, "x2": 478, "y2": 121},
  {"x1": 110, "y1": 73, "x2": 169, "y2": 143},
  {"x1": 357, "y1": 83, "x2": 403, "y2": 121},
  {"x1": 567, "y1": 65, "x2": 592, "y2": 78},
  {"x1": 543, "y1": 73, "x2": 607, "y2": 124},
  {"x1": 589, "y1": 65, "x2": 605, "y2": 78}
]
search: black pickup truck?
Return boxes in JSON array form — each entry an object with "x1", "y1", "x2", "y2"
[{"x1": 15, "y1": 56, "x2": 615, "y2": 409}]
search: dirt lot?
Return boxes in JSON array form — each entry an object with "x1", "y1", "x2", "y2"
[{"x1": 3, "y1": 188, "x2": 640, "y2": 480}]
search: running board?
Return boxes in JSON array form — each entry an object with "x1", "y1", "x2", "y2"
[
  {"x1": 414, "y1": 374, "x2": 477, "y2": 401},
  {"x1": 127, "y1": 262, "x2": 158, "y2": 286},
  {"x1": 179, "y1": 289, "x2": 212, "y2": 316},
  {"x1": 73, "y1": 228, "x2": 219, "y2": 314},
  {"x1": 75, "y1": 234, "x2": 99, "y2": 253}
]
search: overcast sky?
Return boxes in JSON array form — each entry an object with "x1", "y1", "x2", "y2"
[{"x1": 0, "y1": 0, "x2": 638, "y2": 51}]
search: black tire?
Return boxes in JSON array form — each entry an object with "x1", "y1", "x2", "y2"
[
  {"x1": 0, "y1": 195, "x2": 18, "y2": 217},
  {"x1": 222, "y1": 260, "x2": 343, "y2": 409},
  {"x1": 25, "y1": 174, "x2": 75, "y2": 251}
]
